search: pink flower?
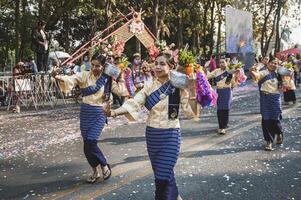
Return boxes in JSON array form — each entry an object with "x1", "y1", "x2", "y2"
[
  {"x1": 172, "y1": 49, "x2": 179, "y2": 63},
  {"x1": 149, "y1": 45, "x2": 160, "y2": 60}
]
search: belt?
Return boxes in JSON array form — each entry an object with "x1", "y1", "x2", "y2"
[{"x1": 261, "y1": 91, "x2": 279, "y2": 95}]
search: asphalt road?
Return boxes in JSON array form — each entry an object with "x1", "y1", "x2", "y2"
[{"x1": 0, "y1": 82, "x2": 301, "y2": 200}]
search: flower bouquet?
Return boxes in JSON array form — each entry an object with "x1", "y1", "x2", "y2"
[
  {"x1": 278, "y1": 62, "x2": 294, "y2": 76},
  {"x1": 227, "y1": 59, "x2": 244, "y2": 74},
  {"x1": 178, "y1": 49, "x2": 196, "y2": 76},
  {"x1": 116, "y1": 56, "x2": 130, "y2": 71}
]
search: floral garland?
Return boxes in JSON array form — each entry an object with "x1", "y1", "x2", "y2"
[
  {"x1": 196, "y1": 70, "x2": 217, "y2": 108},
  {"x1": 124, "y1": 69, "x2": 135, "y2": 97}
]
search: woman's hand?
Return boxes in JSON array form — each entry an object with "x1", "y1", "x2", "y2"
[
  {"x1": 51, "y1": 67, "x2": 60, "y2": 78},
  {"x1": 103, "y1": 101, "x2": 112, "y2": 117}
]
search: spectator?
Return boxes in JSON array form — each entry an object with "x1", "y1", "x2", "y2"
[
  {"x1": 31, "y1": 20, "x2": 48, "y2": 72},
  {"x1": 13, "y1": 62, "x2": 26, "y2": 76},
  {"x1": 209, "y1": 55, "x2": 217, "y2": 72},
  {"x1": 26, "y1": 56, "x2": 38, "y2": 74},
  {"x1": 65, "y1": 63, "x2": 81, "y2": 75},
  {"x1": 81, "y1": 54, "x2": 92, "y2": 71},
  {"x1": 48, "y1": 59, "x2": 59, "y2": 73}
]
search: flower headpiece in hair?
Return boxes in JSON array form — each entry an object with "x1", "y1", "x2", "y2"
[{"x1": 148, "y1": 40, "x2": 178, "y2": 63}]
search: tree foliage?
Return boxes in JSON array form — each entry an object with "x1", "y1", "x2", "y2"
[{"x1": 0, "y1": 0, "x2": 300, "y2": 70}]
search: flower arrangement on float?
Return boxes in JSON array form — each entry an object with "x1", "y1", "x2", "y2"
[{"x1": 100, "y1": 36, "x2": 125, "y2": 57}]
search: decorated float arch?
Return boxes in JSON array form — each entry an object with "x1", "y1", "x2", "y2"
[{"x1": 62, "y1": 10, "x2": 157, "y2": 66}]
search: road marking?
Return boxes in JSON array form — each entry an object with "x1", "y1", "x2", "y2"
[{"x1": 52, "y1": 102, "x2": 300, "y2": 199}]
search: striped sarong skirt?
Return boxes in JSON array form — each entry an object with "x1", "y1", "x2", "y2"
[
  {"x1": 146, "y1": 126, "x2": 181, "y2": 181},
  {"x1": 217, "y1": 88, "x2": 232, "y2": 110},
  {"x1": 260, "y1": 92, "x2": 282, "y2": 120},
  {"x1": 80, "y1": 103, "x2": 106, "y2": 140}
]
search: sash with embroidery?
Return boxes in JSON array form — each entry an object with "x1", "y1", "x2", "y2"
[
  {"x1": 168, "y1": 87, "x2": 180, "y2": 119},
  {"x1": 81, "y1": 74, "x2": 109, "y2": 97},
  {"x1": 144, "y1": 81, "x2": 180, "y2": 119},
  {"x1": 144, "y1": 81, "x2": 172, "y2": 110},
  {"x1": 215, "y1": 71, "x2": 229, "y2": 83},
  {"x1": 258, "y1": 72, "x2": 277, "y2": 89}
]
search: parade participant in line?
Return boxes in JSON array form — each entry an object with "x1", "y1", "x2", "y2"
[
  {"x1": 250, "y1": 60, "x2": 283, "y2": 151},
  {"x1": 52, "y1": 57, "x2": 127, "y2": 183},
  {"x1": 206, "y1": 59, "x2": 240, "y2": 135},
  {"x1": 282, "y1": 61, "x2": 297, "y2": 104},
  {"x1": 115, "y1": 54, "x2": 132, "y2": 103},
  {"x1": 260, "y1": 56, "x2": 270, "y2": 71},
  {"x1": 129, "y1": 53, "x2": 152, "y2": 91},
  {"x1": 81, "y1": 54, "x2": 92, "y2": 71},
  {"x1": 105, "y1": 41, "x2": 196, "y2": 200},
  {"x1": 178, "y1": 48, "x2": 217, "y2": 118}
]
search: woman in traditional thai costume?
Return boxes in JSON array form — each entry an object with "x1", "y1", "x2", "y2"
[
  {"x1": 250, "y1": 60, "x2": 283, "y2": 151},
  {"x1": 178, "y1": 49, "x2": 217, "y2": 118},
  {"x1": 282, "y1": 62, "x2": 297, "y2": 104},
  {"x1": 105, "y1": 42, "x2": 196, "y2": 200},
  {"x1": 206, "y1": 59, "x2": 240, "y2": 135},
  {"x1": 53, "y1": 58, "x2": 127, "y2": 183}
]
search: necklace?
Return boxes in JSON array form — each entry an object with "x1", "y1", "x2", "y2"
[{"x1": 159, "y1": 83, "x2": 171, "y2": 100}]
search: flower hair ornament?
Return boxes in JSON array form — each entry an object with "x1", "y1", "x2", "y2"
[{"x1": 148, "y1": 40, "x2": 179, "y2": 64}]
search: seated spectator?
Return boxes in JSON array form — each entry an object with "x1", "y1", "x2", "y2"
[
  {"x1": 64, "y1": 63, "x2": 80, "y2": 75},
  {"x1": 26, "y1": 56, "x2": 38, "y2": 74},
  {"x1": 48, "y1": 59, "x2": 60, "y2": 73},
  {"x1": 13, "y1": 62, "x2": 26, "y2": 76}
]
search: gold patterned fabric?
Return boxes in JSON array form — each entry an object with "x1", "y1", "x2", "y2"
[
  {"x1": 122, "y1": 78, "x2": 196, "y2": 129},
  {"x1": 56, "y1": 71, "x2": 127, "y2": 106}
]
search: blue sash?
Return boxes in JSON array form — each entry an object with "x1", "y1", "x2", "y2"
[
  {"x1": 81, "y1": 74, "x2": 109, "y2": 97},
  {"x1": 259, "y1": 66, "x2": 267, "y2": 71},
  {"x1": 215, "y1": 71, "x2": 229, "y2": 83},
  {"x1": 144, "y1": 81, "x2": 175, "y2": 110},
  {"x1": 258, "y1": 72, "x2": 277, "y2": 89}
]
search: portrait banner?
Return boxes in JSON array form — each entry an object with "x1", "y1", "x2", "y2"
[{"x1": 225, "y1": 7, "x2": 254, "y2": 54}]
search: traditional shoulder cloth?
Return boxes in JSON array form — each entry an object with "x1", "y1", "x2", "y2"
[
  {"x1": 215, "y1": 71, "x2": 229, "y2": 83},
  {"x1": 144, "y1": 81, "x2": 180, "y2": 120},
  {"x1": 258, "y1": 71, "x2": 277, "y2": 89},
  {"x1": 81, "y1": 74, "x2": 111, "y2": 98}
]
